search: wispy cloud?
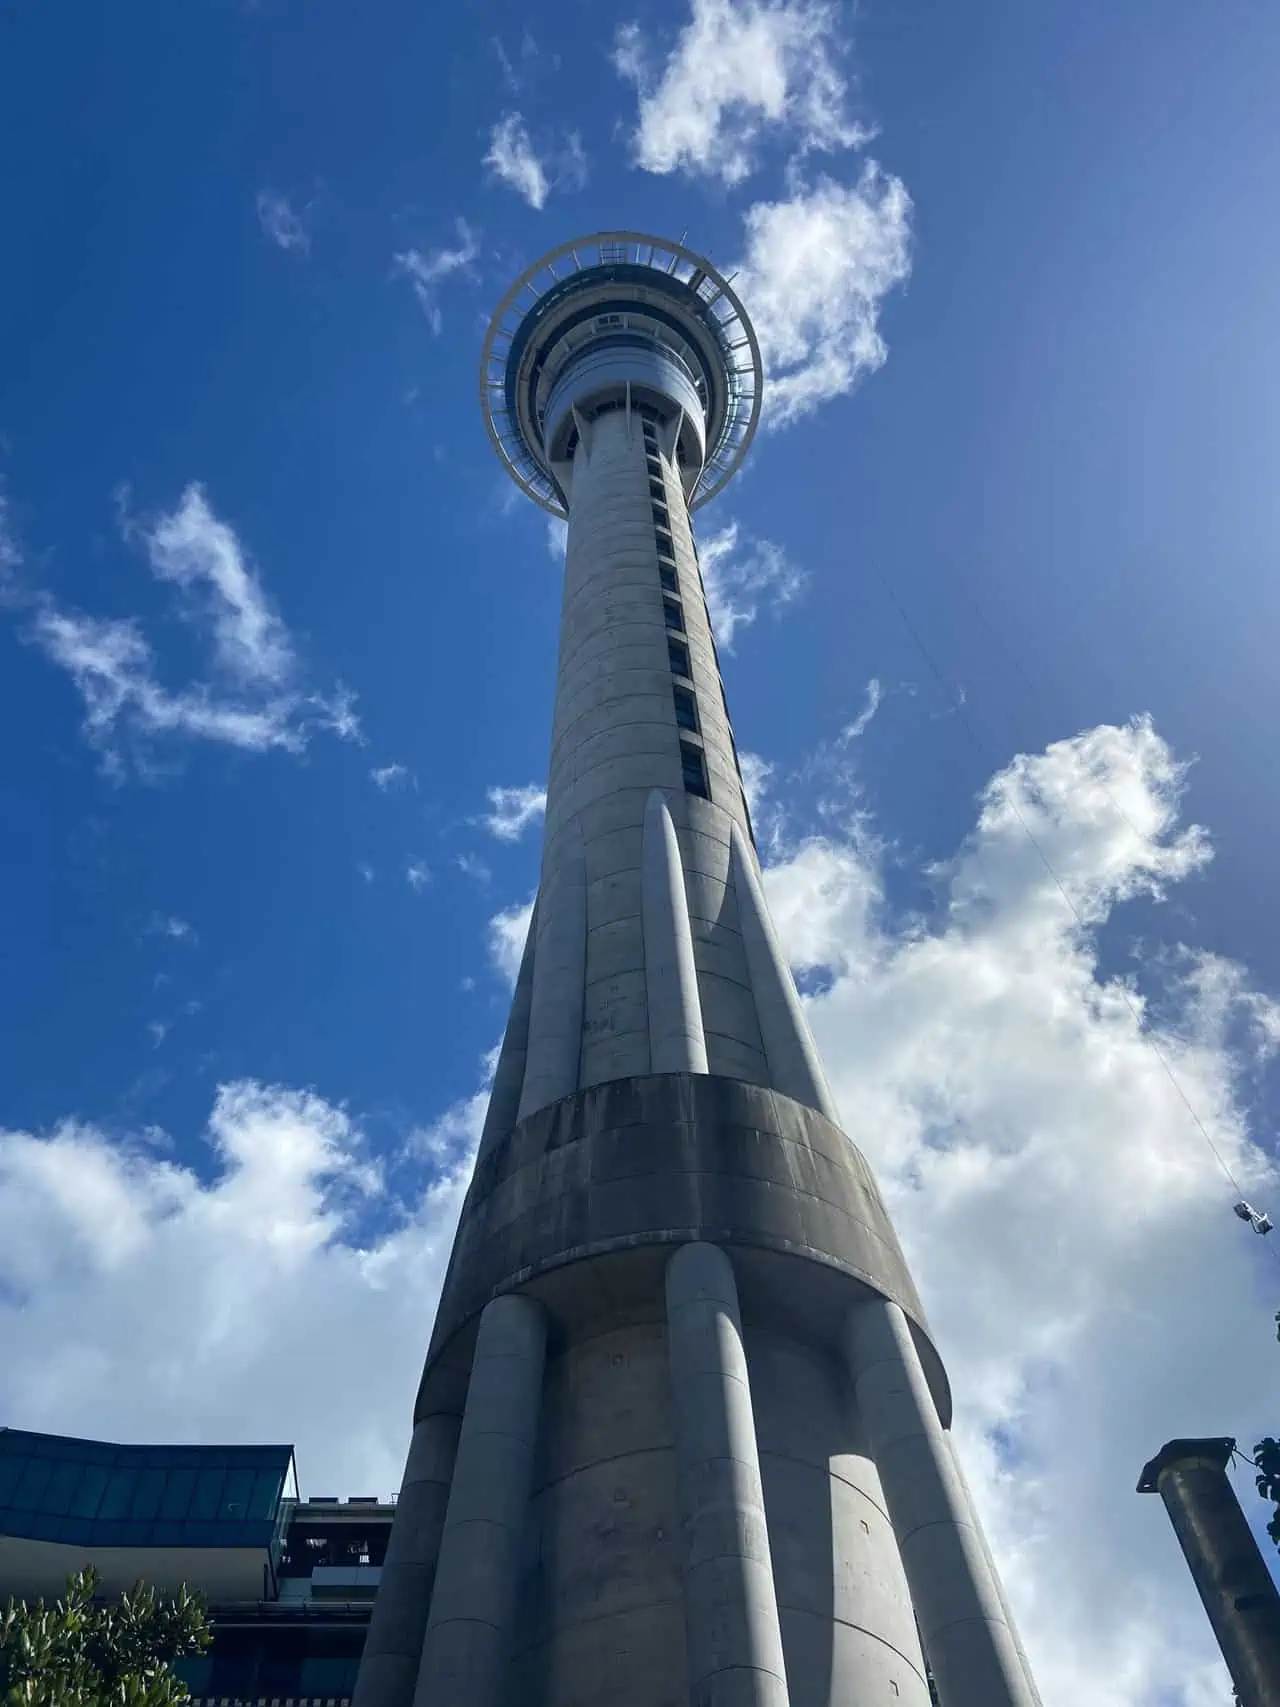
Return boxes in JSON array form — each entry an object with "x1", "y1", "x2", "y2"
[
  {"x1": 393, "y1": 220, "x2": 479, "y2": 334},
  {"x1": 484, "y1": 114, "x2": 549, "y2": 209},
  {"x1": 841, "y1": 676, "x2": 882, "y2": 743},
  {"x1": 735, "y1": 166, "x2": 912, "y2": 426},
  {"x1": 614, "y1": 0, "x2": 867, "y2": 186},
  {"x1": 756, "y1": 714, "x2": 1276, "y2": 1704},
  {"x1": 406, "y1": 861, "x2": 431, "y2": 891},
  {"x1": 487, "y1": 897, "x2": 534, "y2": 983},
  {"x1": 492, "y1": 29, "x2": 548, "y2": 95},
  {"x1": 481, "y1": 783, "x2": 547, "y2": 842},
  {"x1": 370, "y1": 762, "x2": 412, "y2": 791},
  {"x1": 146, "y1": 913, "x2": 196, "y2": 944},
  {"x1": 255, "y1": 189, "x2": 310, "y2": 254},
  {"x1": 136, "y1": 484, "x2": 295, "y2": 686},
  {"x1": 456, "y1": 853, "x2": 492, "y2": 885},
  {"x1": 0, "y1": 491, "x2": 20, "y2": 582},
  {"x1": 546, "y1": 516, "x2": 568, "y2": 559},
  {"x1": 699, "y1": 521, "x2": 806, "y2": 648},
  {"x1": 482, "y1": 116, "x2": 587, "y2": 210},
  {"x1": 14, "y1": 485, "x2": 358, "y2": 775}
]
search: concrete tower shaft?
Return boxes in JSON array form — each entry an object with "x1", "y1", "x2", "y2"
[{"x1": 353, "y1": 235, "x2": 1042, "y2": 1707}]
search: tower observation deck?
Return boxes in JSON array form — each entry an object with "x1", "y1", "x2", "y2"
[{"x1": 354, "y1": 234, "x2": 1042, "y2": 1707}]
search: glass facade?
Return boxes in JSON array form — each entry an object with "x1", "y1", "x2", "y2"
[{"x1": 0, "y1": 1428, "x2": 296, "y2": 1552}]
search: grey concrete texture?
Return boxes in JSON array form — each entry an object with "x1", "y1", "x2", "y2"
[
  {"x1": 747, "y1": 1330, "x2": 931, "y2": 1705},
  {"x1": 421, "y1": 1074, "x2": 929, "y2": 1389},
  {"x1": 643, "y1": 789, "x2": 710, "y2": 1073},
  {"x1": 516, "y1": 406, "x2": 759, "y2": 1124},
  {"x1": 352, "y1": 1415, "x2": 461, "y2": 1707},
  {"x1": 475, "y1": 902, "x2": 536, "y2": 1164},
  {"x1": 845, "y1": 1300, "x2": 1039, "y2": 1707},
  {"x1": 943, "y1": 1431, "x2": 1042, "y2": 1705},
  {"x1": 729, "y1": 826, "x2": 838, "y2": 1125},
  {"x1": 666, "y1": 1243, "x2": 791, "y2": 1706},
  {"x1": 511, "y1": 1321, "x2": 688, "y2": 1706},
  {"x1": 415, "y1": 1295, "x2": 547, "y2": 1707}
]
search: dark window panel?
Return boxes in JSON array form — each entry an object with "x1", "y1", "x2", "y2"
[
  {"x1": 12, "y1": 1458, "x2": 53, "y2": 1512},
  {"x1": 188, "y1": 1466, "x2": 226, "y2": 1521},
  {"x1": 660, "y1": 566, "x2": 678, "y2": 593},
  {"x1": 220, "y1": 1466, "x2": 256, "y2": 1520},
  {"x1": 129, "y1": 1467, "x2": 167, "y2": 1521},
  {"x1": 680, "y1": 741, "x2": 710, "y2": 799},
  {"x1": 42, "y1": 1460, "x2": 84, "y2": 1517},
  {"x1": 0, "y1": 1454, "x2": 29, "y2": 1508},
  {"x1": 674, "y1": 688, "x2": 699, "y2": 732},
  {"x1": 97, "y1": 1466, "x2": 137, "y2": 1521},
  {"x1": 159, "y1": 1467, "x2": 197, "y2": 1521},
  {"x1": 663, "y1": 600, "x2": 684, "y2": 633},
  {"x1": 668, "y1": 639, "x2": 691, "y2": 678},
  {"x1": 67, "y1": 1463, "x2": 108, "y2": 1520},
  {"x1": 248, "y1": 1466, "x2": 284, "y2": 1521}
]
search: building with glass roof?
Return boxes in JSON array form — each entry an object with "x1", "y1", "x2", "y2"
[{"x1": 0, "y1": 1426, "x2": 390, "y2": 1704}]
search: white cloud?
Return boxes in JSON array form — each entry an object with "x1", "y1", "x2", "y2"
[
  {"x1": 406, "y1": 861, "x2": 431, "y2": 891},
  {"x1": 757, "y1": 713, "x2": 1280, "y2": 1705},
  {"x1": 482, "y1": 116, "x2": 586, "y2": 210},
  {"x1": 699, "y1": 520, "x2": 806, "y2": 648},
  {"x1": 393, "y1": 221, "x2": 479, "y2": 335},
  {"x1": 614, "y1": 0, "x2": 867, "y2": 186},
  {"x1": 2, "y1": 694, "x2": 1275, "y2": 1700},
  {"x1": 0, "y1": 1079, "x2": 481, "y2": 1493},
  {"x1": 487, "y1": 897, "x2": 534, "y2": 983},
  {"x1": 20, "y1": 486, "x2": 359, "y2": 774},
  {"x1": 738, "y1": 748, "x2": 775, "y2": 832},
  {"x1": 455, "y1": 852, "x2": 492, "y2": 886},
  {"x1": 255, "y1": 190, "x2": 310, "y2": 254},
  {"x1": 483, "y1": 114, "x2": 550, "y2": 209},
  {"x1": 371, "y1": 762, "x2": 411, "y2": 791},
  {"x1": 139, "y1": 484, "x2": 294, "y2": 687},
  {"x1": 0, "y1": 491, "x2": 20, "y2": 582},
  {"x1": 546, "y1": 516, "x2": 568, "y2": 559},
  {"x1": 842, "y1": 676, "x2": 882, "y2": 742},
  {"x1": 482, "y1": 783, "x2": 547, "y2": 842},
  {"x1": 735, "y1": 166, "x2": 913, "y2": 426},
  {"x1": 146, "y1": 914, "x2": 196, "y2": 944}
]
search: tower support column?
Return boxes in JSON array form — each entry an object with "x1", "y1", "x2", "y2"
[
  {"x1": 844, "y1": 1298, "x2": 1036, "y2": 1707},
  {"x1": 413, "y1": 1294, "x2": 546, "y2": 1707},
  {"x1": 352, "y1": 1413, "x2": 461, "y2": 1707},
  {"x1": 665, "y1": 1241, "x2": 791, "y2": 1707}
]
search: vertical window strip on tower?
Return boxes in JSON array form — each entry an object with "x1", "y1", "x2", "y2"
[
  {"x1": 673, "y1": 686, "x2": 699, "y2": 732},
  {"x1": 679, "y1": 739, "x2": 710, "y2": 799},
  {"x1": 663, "y1": 598, "x2": 684, "y2": 632},
  {"x1": 668, "y1": 637, "x2": 691, "y2": 678}
]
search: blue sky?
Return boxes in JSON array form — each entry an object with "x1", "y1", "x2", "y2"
[{"x1": 2, "y1": 2, "x2": 1280, "y2": 1702}]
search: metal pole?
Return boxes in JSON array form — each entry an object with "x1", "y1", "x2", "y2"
[{"x1": 1138, "y1": 1438, "x2": 1280, "y2": 1707}]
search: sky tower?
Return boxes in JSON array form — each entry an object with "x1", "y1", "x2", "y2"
[{"x1": 353, "y1": 232, "x2": 1043, "y2": 1707}]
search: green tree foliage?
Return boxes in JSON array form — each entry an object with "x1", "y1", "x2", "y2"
[
  {"x1": 0, "y1": 1567, "x2": 209, "y2": 1707},
  {"x1": 1251, "y1": 1310, "x2": 1280, "y2": 1552}
]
